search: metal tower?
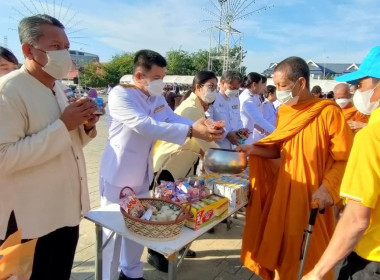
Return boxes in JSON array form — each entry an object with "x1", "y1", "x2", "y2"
[{"x1": 203, "y1": 0, "x2": 273, "y2": 74}]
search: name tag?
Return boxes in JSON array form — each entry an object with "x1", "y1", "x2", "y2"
[
  {"x1": 232, "y1": 105, "x2": 239, "y2": 110},
  {"x1": 154, "y1": 104, "x2": 165, "y2": 113}
]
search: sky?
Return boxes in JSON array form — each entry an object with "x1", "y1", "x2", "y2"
[{"x1": 0, "y1": 0, "x2": 379, "y2": 73}]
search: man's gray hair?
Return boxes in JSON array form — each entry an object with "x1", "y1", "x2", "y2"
[
  {"x1": 18, "y1": 14, "x2": 65, "y2": 45},
  {"x1": 221, "y1": 70, "x2": 243, "y2": 84}
]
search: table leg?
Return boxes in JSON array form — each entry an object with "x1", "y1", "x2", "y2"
[
  {"x1": 167, "y1": 251, "x2": 179, "y2": 280},
  {"x1": 226, "y1": 217, "x2": 232, "y2": 230},
  {"x1": 95, "y1": 224, "x2": 103, "y2": 280}
]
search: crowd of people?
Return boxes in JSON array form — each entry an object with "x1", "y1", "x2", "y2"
[{"x1": 0, "y1": 13, "x2": 379, "y2": 280}]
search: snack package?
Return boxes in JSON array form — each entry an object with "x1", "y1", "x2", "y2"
[
  {"x1": 154, "y1": 182, "x2": 174, "y2": 201},
  {"x1": 177, "y1": 182, "x2": 190, "y2": 194},
  {"x1": 236, "y1": 129, "x2": 249, "y2": 140},
  {"x1": 205, "y1": 118, "x2": 225, "y2": 129},
  {"x1": 119, "y1": 193, "x2": 145, "y2": 218}
]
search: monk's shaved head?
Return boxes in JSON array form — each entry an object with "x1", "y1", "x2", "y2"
[
  {"x1": 274, "y1": 56, "x2": 310, "y2": 89},
  {"x1": 334, "y1": 83, "x2": 350, "y2": 99}
]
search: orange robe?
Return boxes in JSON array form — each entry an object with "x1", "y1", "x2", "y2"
[
  {"x1": 342, "y1": 105, "x2": 369, "y2": 133},
  {"x1": 241, "y1": 97, "x2": 353, "y2": 280}
]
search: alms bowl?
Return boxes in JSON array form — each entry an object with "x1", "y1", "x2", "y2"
[{"x1": 204, "y1": 148, "x2": 247, "y2": 174}]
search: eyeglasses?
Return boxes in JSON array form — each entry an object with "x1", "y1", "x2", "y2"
[{"x1": 201, "y1": 84, "x2": 218, "y2": 91}]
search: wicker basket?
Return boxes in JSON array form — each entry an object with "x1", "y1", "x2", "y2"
[{"x1": 119, "y1": 186, "x2": 190, "y2": 241}]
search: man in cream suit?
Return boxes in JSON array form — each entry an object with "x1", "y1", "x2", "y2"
[
  {"x1": 0, "y1": 15, "x2": 99, "y2": 280},
  {"x1": 100, "y1": 49, "x2": 223, "y2": 280}
]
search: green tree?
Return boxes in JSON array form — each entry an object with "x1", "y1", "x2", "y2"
[
  {"x1": 78, "y1": 62, "x2": 105, "y2": 88},
  {"x1": 190, "y1": 49, "x2": 212, "y2": 74},
  {"x1": 103, "y1": 52, "x2": 135, "y2": 86},
  {"x1": 166, "y1": 50, "x2": 194, "y2": 75},
  {"x1": 79, "y1": 52, "x2": 135, "y2": 88}
]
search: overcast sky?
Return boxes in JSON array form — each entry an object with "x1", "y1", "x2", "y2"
[{"x1": 0, "y1": 0, "x2": 379, "y2": 72}]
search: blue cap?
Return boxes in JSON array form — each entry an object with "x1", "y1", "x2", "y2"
[{"x1": 335, "y1": 46, "x2": 380, "y2": 84}]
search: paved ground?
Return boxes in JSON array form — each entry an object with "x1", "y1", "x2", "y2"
[{"x1": 70, "y1": 96, "x2": 260, "y2": 280}]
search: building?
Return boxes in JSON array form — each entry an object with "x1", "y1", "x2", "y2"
[
  {"x1": 61, "y1": 50, "x2": 100, "y2": 86},
  {"x1": 69, "y1": 50, "x2": 99, "y2": 68},
  {"x1": 262, "y1": 60, "x2": 360, "y2": 79}
]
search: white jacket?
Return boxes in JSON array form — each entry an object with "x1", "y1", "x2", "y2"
[
  {"x1": 239, "y1": 89, "x2": 275, "y2": 144},
  {"x1": 100, "y1": 85, "x2": 192, "y2": 193},
  {"x1": 207, "y1": 92, "x2": 243, "y2": 149},
  {"x1": 0, "y1": 66, "x2": 93, "y2": 239}
]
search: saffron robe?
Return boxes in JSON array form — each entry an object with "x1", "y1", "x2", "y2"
[{"x1": 241, "y1": 97, "x2": 353, "y2": 280}]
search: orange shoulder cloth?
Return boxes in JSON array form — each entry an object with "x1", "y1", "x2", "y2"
[{"x1": 257, "y1": 97, "x2": 339, "y2": 145}]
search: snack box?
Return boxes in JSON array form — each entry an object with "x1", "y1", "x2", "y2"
[
  {"x1": 206, "y1": 174, "x2": 249, "y2": 209},
  {"x1": 184, "y1": 195, "x2": 229, "y2": 230}
]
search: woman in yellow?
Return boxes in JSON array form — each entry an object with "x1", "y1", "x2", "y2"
[
  {"x1": 153, "y1": 70, "x2": 220, "y2": 180},
  {"x1": 147, "y1": 71, "x2": 220, "y2": 272}
]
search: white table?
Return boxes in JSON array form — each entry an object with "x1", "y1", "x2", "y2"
[{"x1": 85, "y1": 195, "x2": 245, "y2": 280}]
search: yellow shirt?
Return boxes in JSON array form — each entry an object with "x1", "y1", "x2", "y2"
[
  {"x1": 153, "y1": 93, "x2": 218, "y2": 179},
  {"x1": 340, "y1": 107, "x2": 380, "y2": 262}
]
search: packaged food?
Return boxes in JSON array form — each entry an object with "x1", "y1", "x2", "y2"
[
  {"x1": 205, "y1": 118, "x2": 225, "y2": 129},
  {"x1": 93, "y1": 97, "x2": 104, "y2": 115},
  {"x1": 120, "y1": 195, "x2": 145, "y2": 218}
]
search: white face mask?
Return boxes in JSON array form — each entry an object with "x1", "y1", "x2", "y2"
[
  {"x1": 201, "y1": 88, "x2": 217, "y2": 104},
  {"x1": 276, "y1": 80, "x2": 299, "y2": 106},
  {"x1": 225, "y1": 89, "x2": 239, "y2": 98},
  {"x1": 353, "y1": 82, "x2": 380, "y2": 115},
  {"x1": 36, "y1": 49, "x2": 72, "y2": 79},
  {"x1": 335, "y1": 98, "x2": 351, "y2": 108},
  {"x1": 146, "y1": 79, "x2": 165, "y2": 96}
]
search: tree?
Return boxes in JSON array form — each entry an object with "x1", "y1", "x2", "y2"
[
  {"x1": 79, "y1": 52, "x2": 135, "y2": 87},
  {"x1": 166, "y1": 50, "x2": 194, "y2": 75},
  {"x1": 78, "y1": 62, "x2": 105, "y2": 88},
  {"x1": 103, "y1": 52, "x2": 135, "y2": 86},
  {"x1": 191, "y1": 49, "x2": 213, "y2": 74}
]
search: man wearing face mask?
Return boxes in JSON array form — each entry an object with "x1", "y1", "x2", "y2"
[
  {"x1": 99, "y1": 52, "x2": 223, "y2": 280},
  {"x1": 302, "y1": 46, "x2": 380, "y2": 280},
  {"x1": 237, "y1": 56, "x2": 353, "y2": 280},
  {"x1": 206, "y1": 70, "x2": 248, "y2": 149},
  {"x1": 334, "y1": 83, "x2": 369, "y2": 133},
  {"x1": 0, "y1": 15, "x2": 99, "y2": 280}
]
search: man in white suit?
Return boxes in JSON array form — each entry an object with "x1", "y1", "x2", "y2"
[{"x1": 99, "y1": 49, "x2": 223, "y2": 280}]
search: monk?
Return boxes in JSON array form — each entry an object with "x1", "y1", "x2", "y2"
[
  {"x1": 237, "y1": 57, "x2": 353, "y2": 280},
  {"x1": 334, "y1": 83, "x2": 369, "y2": 133}
]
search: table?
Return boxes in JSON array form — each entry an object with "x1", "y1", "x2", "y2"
[{"x1": 85, "y1": 194, "x2": 245, "y2": 280}]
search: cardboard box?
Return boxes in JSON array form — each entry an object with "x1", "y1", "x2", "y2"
[
  {"x1": 206, "y1": 174, "x2": 249, "y2": 209},
  {"x1": 185, "y1": 196, "x2": 229, "y2": 230}
]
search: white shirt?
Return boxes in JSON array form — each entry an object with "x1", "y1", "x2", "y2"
[
  {"x1": 239, "y1": 89, "x2": 275, "y2": 144},
  {"x1": 262, "y1": 99, "x2": 277, "y2": 127},
  {"x1": 207, "y1": 92, "x2": 243, "y2": 149},
  {"x1": 100, "y1": 85, "x2": 192, "y2": 193},
  {"x1": 0, "y1": 66, "x2": 93, "y2": 239},
  {"x1": 273, "y1": 99, "x2": 282, "y2": 110}
]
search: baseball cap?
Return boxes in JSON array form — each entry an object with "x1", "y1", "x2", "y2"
[{"x1": 335, "y1": 46, "x2": 380, "y2": 84}]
